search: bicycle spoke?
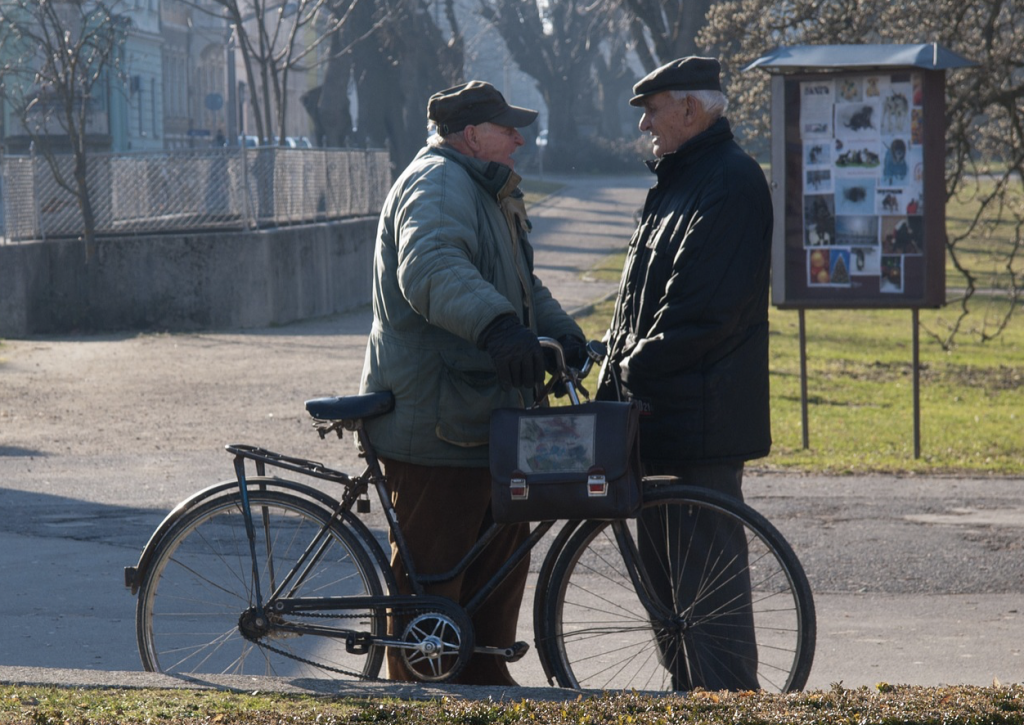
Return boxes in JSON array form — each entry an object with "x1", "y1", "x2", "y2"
[
  {"x1": 543, "y1": 485, "x2": 815, "y2": 694},
  {"x1": 137, "y1": 488, "x2": 386, "y2": 680}
]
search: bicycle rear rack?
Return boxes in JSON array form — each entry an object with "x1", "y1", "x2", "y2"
[{"x1": 226, "y1": 444, "x2": 354, "y2": 486}]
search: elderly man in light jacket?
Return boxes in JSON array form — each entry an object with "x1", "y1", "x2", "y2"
[{"x1": 359, "y1": 80, "x2": 584, "y2": 686}]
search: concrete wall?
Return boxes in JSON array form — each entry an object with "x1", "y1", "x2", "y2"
[{"x1": 0, "y1": 218, "x2": 376, "y2": 338}]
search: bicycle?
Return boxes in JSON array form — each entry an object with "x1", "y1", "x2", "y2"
[{"x1": 125, "y1": 339, "x2": 815, "y2": 692}]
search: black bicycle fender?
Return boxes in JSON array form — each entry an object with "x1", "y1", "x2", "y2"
[{"x1": 124, "y1": 477, "x2": 350, "y2": 595}]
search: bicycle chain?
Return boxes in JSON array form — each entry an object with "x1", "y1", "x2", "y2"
[{"x1": 251, "y1": 603, "x2": 451, "y2": 681}]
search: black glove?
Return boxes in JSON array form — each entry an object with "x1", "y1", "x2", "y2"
[
  {"x1": 560, "y1": 335, "x2": 588, "y2": 371},
  {"x1": 478, "y1": 314, "x2": 545, "y2": 390},
  {"x1": 548, "y1": 336, "x2": 590, "y2": 399}
]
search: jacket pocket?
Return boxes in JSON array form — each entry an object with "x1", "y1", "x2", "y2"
[
  {"x1": 633, "y1": 371, "x2": 704, "y2": 460},
  {"x1": 435, "y1": 350, "x2": 521, "y2": 447}
]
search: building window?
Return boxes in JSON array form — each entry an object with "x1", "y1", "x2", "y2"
[{"x1": 151, "y1": 77, "x2": 158, "y2": 137}]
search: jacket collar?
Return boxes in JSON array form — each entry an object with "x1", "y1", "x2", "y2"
[
  {"x1": 425, "y1": 144, "x2": 521, "y2": 200},
  {"x1": 645, "y1": 116, "x2": 734, "y2": 181}
]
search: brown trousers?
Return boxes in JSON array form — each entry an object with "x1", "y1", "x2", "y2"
[{"x1": 380, "y1": 457, "x2": 531, "y2": 686}]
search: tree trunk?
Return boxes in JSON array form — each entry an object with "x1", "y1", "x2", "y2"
[
  {"x1": 306, "y1": 31, "x2": 354, "y2": 147},
  {"x1": 312, "y1": 0, "x2": 462, "y2": 170},
  {"x1": 542, "y1": 79, "x2": 582, "y2": 170},
  {"x1": 73, "y1": 150, "x2": 97, "y2": 247}
]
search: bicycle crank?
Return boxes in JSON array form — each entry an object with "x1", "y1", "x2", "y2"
[
  {"x1": 399, "y1": 612, "x2": 474, "y2": 682},
  {"x1": 475, "y1": 641, "x2": 530, "y2": 662}
]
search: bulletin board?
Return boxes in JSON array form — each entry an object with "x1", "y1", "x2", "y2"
[
  {"x1": 770, "y1": 68, "x2": 947, "y2": 308},
  {"x1": 746, "y1": 44, "x2": 976, "y2": 457}
]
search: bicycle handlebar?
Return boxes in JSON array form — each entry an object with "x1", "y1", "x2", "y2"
[{"x1": 536, "y1": 337, "x2": 606, "y2": 406}]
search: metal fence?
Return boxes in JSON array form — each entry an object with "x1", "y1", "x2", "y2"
[{"x1": 0, "y1": 146, "x2": 392, "y2": 242}]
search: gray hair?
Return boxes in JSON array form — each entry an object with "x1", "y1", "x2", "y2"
[
  {"x1": 427, "y1": 123, "x2": 464, "y2": 149},
  {"x1": 670, "y1": 89, "x2": 728, "y2": 120}
]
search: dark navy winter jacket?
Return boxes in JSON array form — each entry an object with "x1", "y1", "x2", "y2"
[{"x1": 598, "y1": 117, "x2": 773, "y2": 464}]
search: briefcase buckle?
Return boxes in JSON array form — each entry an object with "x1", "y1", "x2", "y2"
[{"x1": 510, "y1": 475, "x2": 529, "y2": 500}]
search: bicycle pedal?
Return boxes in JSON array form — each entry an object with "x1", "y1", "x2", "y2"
[
  {"x1": 345, "y1": 631, "x2": 373, "y2": 655},
  {"x1": 506, "y1": 641, "x2": 530, "y2": 662},
  {"x1": 474, "y1": 641, "x2": 530, "y2": 663}
]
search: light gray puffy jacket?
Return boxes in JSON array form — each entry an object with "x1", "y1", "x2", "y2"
[{"x1": 359, "y1": 144, "x2": 582, "y2": 467}]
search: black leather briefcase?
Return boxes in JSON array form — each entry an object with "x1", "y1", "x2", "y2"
[{"x1": 489, "y1": 401, "x2": 642, "y2": 524}]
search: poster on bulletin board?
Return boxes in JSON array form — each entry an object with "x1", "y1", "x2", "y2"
[{"x1": 771, "y1": 68, "x2": 947, "y2": 309}]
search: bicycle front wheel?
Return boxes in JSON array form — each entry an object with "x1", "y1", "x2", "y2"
[
  {"x1": 136, "y1": 487, "x2": 386, "y2": 679},
  {"x1": 540, "y1": 483, "x2": 815, "y2": 693}
]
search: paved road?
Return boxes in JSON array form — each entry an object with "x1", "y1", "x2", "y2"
[{"x1": 1, "y1": 174, "x2": 1021, "y2": 697}]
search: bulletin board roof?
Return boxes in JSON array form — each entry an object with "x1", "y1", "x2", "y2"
[{"x1": 744, "y1": 44, "x2": 976, "y2": 73}]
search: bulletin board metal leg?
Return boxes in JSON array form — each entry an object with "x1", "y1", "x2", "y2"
[
  {"x1": 799, "y1": 308, "x2": 809, "y2": 449},
  {"x1": 912, "y1": 308, "x2": 921, "y2": 459}
]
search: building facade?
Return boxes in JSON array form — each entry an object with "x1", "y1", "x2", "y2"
[
  {"x1": 159, "y1": 0, "x2": 229, "y2": 149},
  {"x1": 118, "y1": 0, "x2": 164, "y2": 151},
  {"x1": 0, "y1": 0, "x2": 320, "y2": 154},
  {"x1": 0, "y1": 0, "x2": 547, "y2": 154}
]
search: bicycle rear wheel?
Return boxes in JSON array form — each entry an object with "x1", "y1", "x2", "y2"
[
  {"x1": 136, "y1": 487, "x2": 386, "y2": 679},
  {"x1": 540, "y1": 483, "x2": 815, "y2": 693}
]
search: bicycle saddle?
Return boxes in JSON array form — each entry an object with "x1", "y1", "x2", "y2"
[{"x1": 305, "y1": 392, "x2": 395, "y2": 421}]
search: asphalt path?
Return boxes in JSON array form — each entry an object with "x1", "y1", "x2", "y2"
[{"x1": 1, "y1": 174, "x2": 1021, "y2": 697}]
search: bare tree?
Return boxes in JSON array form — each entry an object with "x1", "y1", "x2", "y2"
[
  {"x1": 186, "y1": 0, "x2": 373, "y2": 145},
  {"x1": 0, "y1": 0, "x2": 129, "y2": 244},
  {"x1": 699, "y1": 0, "x2": 1023, "y2": 347},
  {"x1": 300, "y1": 12, "x2": 356, "y2": 148},
  {"x1": 592, "y1": 11, "x2": 639, "y2": 140},
  {"x1": 479, "y1": 0, "x2": 616, "y2": 170},
  {"x1": 308, "y1": 0, "x2": 464, "y2": 169},
  {"x1": 617, "y1": 0, "x2": 713, "y2": 71}
]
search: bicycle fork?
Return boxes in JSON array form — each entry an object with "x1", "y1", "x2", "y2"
[{"x1": 611, "y1": 518, "x2": 707, "y2": 687}]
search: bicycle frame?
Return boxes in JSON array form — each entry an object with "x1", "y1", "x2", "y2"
[
  {"x1": 214, "y1": 426, "x2": 563, "y2": 650},
  {"x1": 223, "y1": 338, "x2": 597, "y2": 624}
]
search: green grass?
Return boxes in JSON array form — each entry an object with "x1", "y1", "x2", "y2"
[
  {"x1": 2, "y1": 683, "x2": 1023, "y2": 724},
  {"x1": 945, "y1": 176, "x2": 1022, "y2": 293},
  {"x1": 0, "y1": 686, "x2": 359, "y2": 724},
  {"x1": 765, "y1": 302, "x2": 1022, "y2": 474},
  {"x1": 572, "y1": 283, "x2": 1023, "y2": 477},
  {"x1": 521, "y1": 179, "x2": 565, "y2": 206}
]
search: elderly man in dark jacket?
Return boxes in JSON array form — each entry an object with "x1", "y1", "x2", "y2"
[{"x1": 597, "y1": 56, "x2": 773, "y2": 690}]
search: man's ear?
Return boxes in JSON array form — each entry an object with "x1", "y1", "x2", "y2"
[
  {"x1": 463, "y1": 124, "x2": 480, "y2": 153},
  {"x1": 682, "y1": 95, "x2": 697, "y2": 122},
  {"x1": 684, "y1": 95, "x2": 708, "y2": 129}
]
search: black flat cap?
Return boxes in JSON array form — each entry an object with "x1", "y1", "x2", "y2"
[
  {"x1": 428, "y1": 81, "x2": 538, "y2": 135},
  {"x1": 629, "y1": 57, "x2": 722, "y2": 106}
]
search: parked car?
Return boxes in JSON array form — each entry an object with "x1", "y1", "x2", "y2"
[
  {"x1": 271, "y1": 136, "x2": 314, "y2": 148},
  {"x1": 237, "y1": 135, "x2": 314, "y2": 148}
]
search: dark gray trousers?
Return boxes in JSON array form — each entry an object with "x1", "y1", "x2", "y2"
[{"x1": 638, "y1": 461, "x2": 760, "y2": 691}]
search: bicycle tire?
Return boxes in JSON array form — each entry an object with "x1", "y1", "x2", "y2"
[
  {"x1": 539, "y1": 482, "x2": 815, "y2": 693},
  {"x1": 136, "y1": 488, "x2": 387, "y2": 679}
]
